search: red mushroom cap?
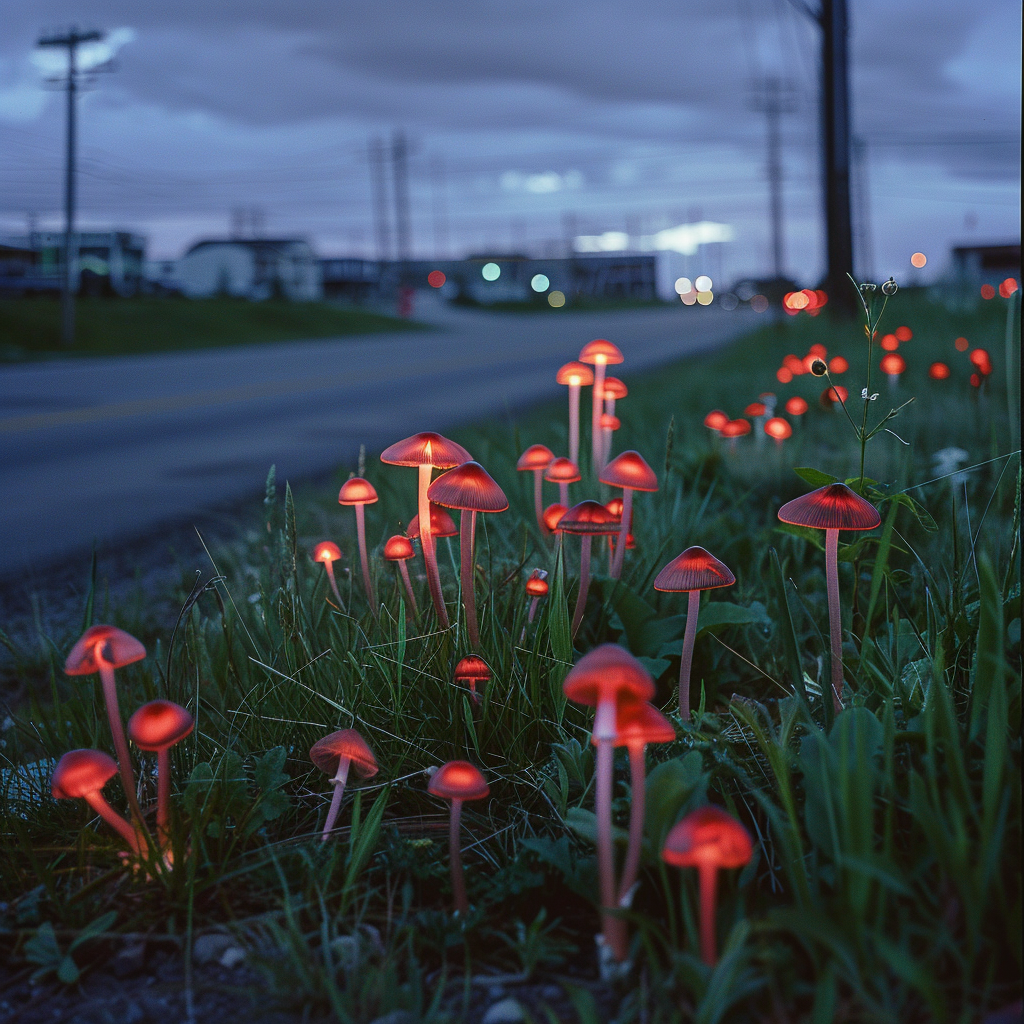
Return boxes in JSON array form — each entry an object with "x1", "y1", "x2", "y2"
[
  {"x1": 764, "y1": 417, "x2": 793, "y2": 440},
  {"x1": 555, "y1": 361, "x2": 595, "y2": 386},
  {"x1": 544, "y1": 457, "x2": 581, "y2": 484},
  {"x1": 829, "y1": 356, "x2": 849, "y2": 373},
  {"x1": 380, "y1": 432, "x2": 471, "y2": 469},
  {"x1": 383, "y1": 535, "x2": 415, "y2": 561},
  {"x1": 454, "y1": 655, "x2": 491, "y2": 685},
  {"x1": 605, "y1": 497, "x2": 624, "y2": 518},
  {"x1": 558, "y1": 500, "x2": 621, "y2": 535},
  {"x1": 52, "y1": 749, "x2": 119, "y2": 800},
  {"x1": 407, "y1": 504, "x2": 458, "y2": 539},
  {"x1": 601, "y1": 377, "x2": 628, "y2": 400},
  {"x1": 744, "y1": 402, "x2": 767, "y2": 417},
  {"x1": 880, "y1": 353, "x2": 906, "y2": 376},
  {"x1": 579, "y1": 339, "x2": 624, "y2": 365},
  {"x1": 65, "y1": 625, "x2": 146, "y2": 676},
  {"x1": 313, "y1": 541, "x2": 342, "y2": 564},
  {"x1": 309, "y1": 729, "x2": 379, "y2": 779},
  {"x1": 662, "y1": 805, "x2": 753, "y2": 870},
  {"x1": 338, "y1": 477, "x2": 379, "y2": 505},
  {"x1": 820, "y1": 385, "x2": 849, "y2": 406},
  {"x1": 591, "y1": 699, "x2": 676, "y2": 748},
  {"x1": 427, "y1": 461, "x2": 508, "y2": 513},
  {"x1": 542, "y1": 503, "x2": 568, "y2": 532},
  {"x1": 928, "y1": 362, "x2": 951, "y2": 380},
  {"x1": 428, "y1": 760, "x2": 490, "y2": 801},
  {"x1": 517, "y1": 444, "x2": 554, "y2": 472},
  {"x1": 654, "y1": 546, "x2": 736, "y2": 593},
  {"x1": 525, "y1": 571, "x2": 549, "y2": 597},
  {"x1": 600, "y1": 450, "x2": 658, "y2": 492},
  {"x1": 562, "y1": 643, "x2": 655, "y2": 708},
  {"x1": 128, "y1": 700, "x2": 194, "y2": 752},
  {"x1": 778, "y1": 482, "x2": 881, "y2": 531},
  {"x1": 703, "y1": 410, "x2": 729, "y2": 431},
  {"x1": 784, "y1": 396, "x2": 808, "y2": 416},
  {"x1": 599, "y1": 413, "x2": 621, "y2": 431},
  {"x1": 720, "y1": 419, "x2": 751, "y2": 438}
]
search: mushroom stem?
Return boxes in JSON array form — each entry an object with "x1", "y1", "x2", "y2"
[
  {"x1": 595, "y1": 735, "x2": 628, "y2": 961},
  {"x1": 678, "y1": 589, "x2": 701, "y2": 721},
  {"x1": 697, "y1": 861, "x2": 719, "y2": 966},
  {"x1": 460, "y1": 510, "x2": 480, "y2": 650},
  {"x1": 354, "y1": 504, "x2": 377, "y2": 619},
  {"x1": 397, "y1": 561, "x2": 418, "y2": 620},
  {"x1": 592, "y1": 359, "x2": 607, "y2": 474},
  {"x1": 98, "y1": 663, "x2": 144, "y2": 828},
  {"x1": 527, "y1": 596, "x2": 540, "y2": 625},
  {"x1": 618, "y1": 741, "x2": 647, "y2": 904},
  {"x1": 825, "y1": 527, "x2": 844, "y2": 714},
  {"x1": 321, "y1": 757, "x2": 351, "y2": 841},
  {"x1": 533, "y1": 470, "x2": 548, "y2": 535},
  {"x1": 559, "y1": 480, "x2": 569, "y2": 507},
  {"x1": 83, "y1": 790, "x2": 142, "y2": 853},
  {"x1": 449, "y1": 797, "x2": 468, "y2": 914},
  {"x1": 156, "y1": 747, "x2": 172, "y2": 840},
  {"x1": 571, "y1": 535, "x2": 593, "y2": 636},
  {"x1": 568, "y1": 382, "x2": 581, "y2": 465},
  {"x1": 419, "y1": 463, "x2": 449, "y2": 628},
  {"x1": 611, "y1": 488, "x2": 633, "y2": 578},
  {"x1": 323, "y1": 562, "x2": 343, "y2": 606}
]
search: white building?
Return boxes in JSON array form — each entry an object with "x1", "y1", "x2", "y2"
[{"x1": 178, "y1": 239, "x2": 322, "y2": 301}]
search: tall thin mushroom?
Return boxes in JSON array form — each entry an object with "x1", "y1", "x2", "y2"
[
  {"x1": 312, "y1": 541, "x2": 344, "y2": 606},
  {"x1": 600, "y1": 376, "x2": 628, "y2": 466},
  {"x1": 558, "y1": 501, "x2": 620, "y2": 636},
  {"x1": 579, "y1": 339, "x2": 624, "y2": 474},
  {"x1": 555, "y1": 360, "x2": 594, "y2": 465},
  {"x1": 600, "y1": 450, "x2": 659, "y2": 579},
  {"x1": 517, "y1": 444, "x2": 554, "y2": 534},
  {"x1": 310, "y1": 729, "x2": 379, "y2": 842},
  {"x1": 338, "y1": 477, "x2": 379, "y2": 618},
  {"x1": 544, "y1": 457, "x2": 580, "y2": 508},
  {"x1": 653, "y1": 546, "x2": 736, "y2": 721},
  {"x1": 383, "y1": 534, "x2": 418, "y2": 620},
  {"x1": 52, "y1": 749, "x2": 141, "y2": 854},
  {"x1": 428, "y1": 760, "x2": 490, "y2": 914},
  {"x1": 777, "y1": 483, "x2": 880, "y2": 713}
]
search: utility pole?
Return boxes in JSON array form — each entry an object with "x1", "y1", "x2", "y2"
[
  {"x1": 368, "y1": 136, "x2": 391, "y2": 262},
  {"x1": 852, "y1": 136, "x2": 874, "y2": 282},
  {"x1": 37, "y1": 27, "x2": 103, "y2": 347},
  {"x1": 391, "y1": 130, "x2": 411, "y2": 262}
]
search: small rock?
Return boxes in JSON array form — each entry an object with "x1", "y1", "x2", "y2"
[
  {"x1": 330, "y1": 934, "x2": 361, "y2": 968},
  {"x1": 218, "y1": 945, "x2": 246, "y2": 969},
  {"x1": 111, "y1": 941, "x2": 147, "y2": 979},
  {"x1": 192, "y1": 932, "x2": 233, "y2": 964},
  {"x1": 482, "y1": 998, "x2": 526, "y2": 1024},
  {"x1": 367, "y1": 1012, "x2": 414, "y2": 1024}
]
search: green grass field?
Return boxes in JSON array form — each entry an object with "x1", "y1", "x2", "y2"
[
  {"x1": 0, "y1": 296, "x2": 425, "y2": 361},
  {"x1": 0, "y1": 286, "x2": 1019, "y2": 1022}
]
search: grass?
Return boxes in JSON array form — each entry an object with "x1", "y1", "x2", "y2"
[
  {"x1": 0, "y1": 286, "x2": 1020, "y2": 1022},
  {"x1": 0, "y1": 296, "x2": 425, "y2": 361}
]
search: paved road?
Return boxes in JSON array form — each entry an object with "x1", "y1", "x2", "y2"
[{"x1": 0, "y1": 299, "x2": 753, "y2": 580}]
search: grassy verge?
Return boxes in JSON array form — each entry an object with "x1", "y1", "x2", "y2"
[
  {"x1": 0, "y1": 296, "x2": 426, "y2": 361},
  {"x1": 0, "y1": 288, "x2": 1020, "y2": 1021}
]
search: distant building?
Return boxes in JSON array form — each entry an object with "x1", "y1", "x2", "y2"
[
  {"x1": 948, "y1": 242, "x2": 1020, "y2": 290},
  {"x1": 0, "y1": 231, "x2": 145, "y2": 297},
  {"x1": 320, "y1": 258, "x2": 387, "y2": 303},
  {"x1": 178, "y1": 239, "x2": 322, "y2": 300}
]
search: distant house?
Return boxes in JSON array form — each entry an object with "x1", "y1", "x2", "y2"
[
  {"x1": 0, "y1": 231, "x2": 145, "y2": 297},
  {"x1": 320, "y1": 258, "x2": 386, "y2": 303},
  {"x1": 178, "y1": 239, "x2": 322, "y2": 301}
]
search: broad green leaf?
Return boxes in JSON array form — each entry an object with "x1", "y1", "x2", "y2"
[
  {"x1": 769, "y1": 548, "x2": 807, "y2": 706},
  {"x1": 794, "y1": 467, "x2": 838, "y2": 487},
  {"x1": 644, "y1": 751, "x2": 706, "y2": 850},
  {"x1": 548, "y1": 543, "x2": 572, "y2": 664}
]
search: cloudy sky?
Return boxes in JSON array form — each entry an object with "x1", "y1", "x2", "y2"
[{"x1": 1, "y1": 1, "x2": 1019, "y2": 285}]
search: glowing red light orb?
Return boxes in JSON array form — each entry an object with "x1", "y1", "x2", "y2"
[
  {"x1": 785, "y1": 396, "x2": 808, "y2": 416},
  {"x1": 828, "y1": 356, "x2": 848, "y2": 373},
  {"x1": 880, "y1": 354, "x2": 906, "y2": 376},
  {"x1": 980, "y1": 284, "x2": 996, "y2": 300},
  {"x1": 776, "y1": 367, "x2": 794, "y2": 384},
  {"x1": 427, "y1": 270, "x2": 446, "y2": 288},
  {"x1": 895, "y1": 326, "x2": 912, "y2": 342},
  {"x1": 928, "y1": 362, "x2": 951, "y2": 380},
  {"x1": 881, "y1": 335, "x2": 899, "y2": 352}
]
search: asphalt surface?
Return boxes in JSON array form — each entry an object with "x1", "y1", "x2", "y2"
[{"x1": 0, "y1": 298, "x2": 753, "y2": 583}]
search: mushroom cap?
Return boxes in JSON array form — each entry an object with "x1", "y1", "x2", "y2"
[
  {"x1": 558, "y1": 500, "x2": 621, "y2": 535},
  {"x1": 51, "y1": 749, "x2": 118, "y2": 799},
  {"x1": 517, "y1": 444, "x2": 554, "y2": 472},
  {"x1": 654, "y1": 546, "x2": 736, "y2": 593},
  {"x1": 428, "y1": 760, "x2": 490, "y2": 801},
  {"x1": 128, "y1": 700, "x2": 194, "y2": 752},
  {"x1": 313, "y1": 541, "x2": 342, "y2": 564},
  {"x1": 744, "y1": 402, "x2": 767, "y2": 417},
  {"x1": 383, "y1": 535, "x2": 415, "y2": 561},
  {"x1": 542, "y1": 503, "x2": 568, "y2": 532},
  {"x1": 579, "y1": 339, "x2": 624, "y2": 365},
  {"x1": 407, "y1": 504, "x2": 458, "y2": 539},
  {"x1": 928, "y1": 361, "x2": 951, "y2": 380},
  {"x1": 778, "y1": 482, "x2": 881, "y2": 532},
  {"x1": 662, "y1": 805, "x2": 753, "y2": 870},
  {"x1": 605, "y1": 497, "x2": 624, "y2": 518},
  {"x1": 880, "y1": 353, "x2": 906, "y2": 375},
  {"x1": 720, "y1": 419, "x2": 751, "y2": 438},
  {"x1": 310, "y1": 729, "x2": 379, "y2": 779},
  {"x1": 703, "y1": 410, "x2": 729, "y2": 431},
  {"x1": 764, "y1": 417, "x2": 793, "y2": 440},
  {"x1": 544, "y1": 457, "x2": 581, "y2": 484},
  {"x1": 601, "y1": 377, "x2": 628, "y2": 400},
  {"x1": 338, "y1": 477, "x2": 379, "y2": 505},
  {"x1": 591, "y1": 699, "x2": 676, "y2": 748},
  {"x1": 784, "y1": 396, "x2": 808, "y2": 416},
  {"x1": 65, "y1": 625, "x2": 146, "y2": 676},
  {"x1": 600, "y1": 450, "x2": 658, "y2": 492},
  {"x1": 525, "y1": 571, "x2": 549, "y2": 597},
  {"x1": 427, "y1": 461, "x2": 508, "y2": 513},
  {"x1": 562, "y1": 643, "x2": 655, "y2": 707},
  {"x1": 380, "y1": 432, "x2": 472, "y2": 469},
  {"x1": 820, "y1": 385, "x2": 848, "y2": 406},
  {"x1": 454, "y1": 655, "x2": 491, "y2": 684},
  {"x1": 555, "y1": 361, "x2": 595, "y2": 386},
  {"x1": 599, "y1": 413, "x2": 621, "y2": 431}
]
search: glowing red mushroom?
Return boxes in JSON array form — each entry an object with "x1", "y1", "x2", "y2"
[
  {"x1": 454, "y1": 654, "x2": 491, "y2": 705},
  {"x1": 703, "y1": 410, "x2": 729, "y2": 432},
  {"x1": 542, "y1": 502, "x2": 567, "y2": 533},
  {"x1": 52, "y1": 749, "x2": 141, "y2": 854},
  {"x1": 558, "y1": 500, "x2": 620, "y2": 635},
  {"x1": 600, "y1": 450, "x2": 658, "y2": 579},
  {"x1": 662, "y1": 805, "x2": 753, "y2": 965},
  {"x1": 338, "y1": 477, "x2": 379, "y2": 618},
  {"x1": 407, "y1": 503, "x2": 458, "y2": 542},
  {"x1": 880, "y1": 352, "x2": 906, "y2": 386},
  {"x1": 785, "y1": 396, "x2": 808, "y2": 417},
  {"x1": 383, "y1": 534, "x2": 418, "y2": 619},
  {"x1": 929, "y1": 361, "x2": 951, "y2": 380},
  {"x1": 556, "y1": 361, "x2": 594, "y2": 465},
  {"x1": 544, "y1": 457, "x2": 581, "y2": 508},
  {"x1": 524, "y1": 569, "x2": 549, "y2": 626},
  {"x1": 127, "y1": 700, "x2": 193, "y2": 846},
  {"x1": 778, "y1": 483, "x2": 880, "y2": 713},
  {"x1": 309, "y1": 729, "x2": 379, "y2": 842},
  {"x1": 654, "y1": 546, "x2": 735, "y2": 720},
  {"x1": 579, "y1": 339, "x2": 624, "y2": 473},
  {"x1": 65, "y1": 626, "x2": 147, "y2": 828},
  {"x1": 428, "y1": 461, "x2": 508, "y2": 649},
  {"x1": 381, "y1": 432, "x2": 472, "y2": 628},
  {"x1": 313, "y1": 541, "x2": 344, "y2": 606},
  {"x1": 599, "y1": 413, "x2": 621, "y2": 466},
  {"x1": 764, "y1": 417, "x2": 793, "y2": 445},
  {"x1": 517, "y1": 444, "x2": 555, "y2": 535},
  {"x1": 428, "y1": 760, "x2": 490, "y2": 914}
]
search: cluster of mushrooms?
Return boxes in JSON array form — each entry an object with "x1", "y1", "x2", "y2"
[{"x1": 50, "y1": 335, "x2": 883, "y2": 971}]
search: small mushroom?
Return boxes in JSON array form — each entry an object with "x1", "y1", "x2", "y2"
[
  {"x1": 556, "y1": 360, "x2": 595, "y2": 465},
  {"x1": 600, "y1": 376, "x2": 627, "y2": 466},
  {"x1": 65, "y1": 626, "x2": 147, "y2": 828},
  {"x1": 703, "y1": 410, "x2": 728, "y2": 433},
  {"x1": 383, "y1": 534, "x2": 418, "y2": 619},
  {"x1": 558, "y1": 501, "x2": 620, "y2": 636},
  {"x1": 662, "y1": 805, "x2": 753, "y2": 966},
  {"x1": 544, "y1": 457, "x2": 581, "y2": 508},
  {"x1": 338, "y1": 477, "x2": 379, "y2": 618},
  {"x1": 524, "y1": 569, "x2": 549, "y2": 625},
  {"x1": 309, "y1": 729, "x2": 379, "y2": 842},
  {"x1": 428, "y1": 760, "x2": 490, "y2": 914},
  {"x1": 517, "y1": 444, "x2": 555, "y2": 535},
  {"x1": 764, "y1": 417, "x2": 792, "y2": 446},
  {"x1": 579, "y1": 339, "x2": 624, "y2": 474},
  {"x1": 599, "y1": 413, "x2": 621, "y2": 468},
  {"x1": 51, "y1": 749, "x2": 141, "y2": 854},
  {"x1": 542, "y1": 502, "x2": 568, "y2": 534},
  {"x1": 600, "y1": 451, "x2": 659, "y2": 579},
  {"x1": 312, "y1": 541, "x2": 344, "y2": 605},
  {"x1": 453, "y1": 654, "x2": 491, "y2": 705},
  {"x1": 127, "y1": 700, "x2": 194, "y2": 846},
  {"x1": 406, "y1": 504, "x2": 458, "y2": 542}
]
